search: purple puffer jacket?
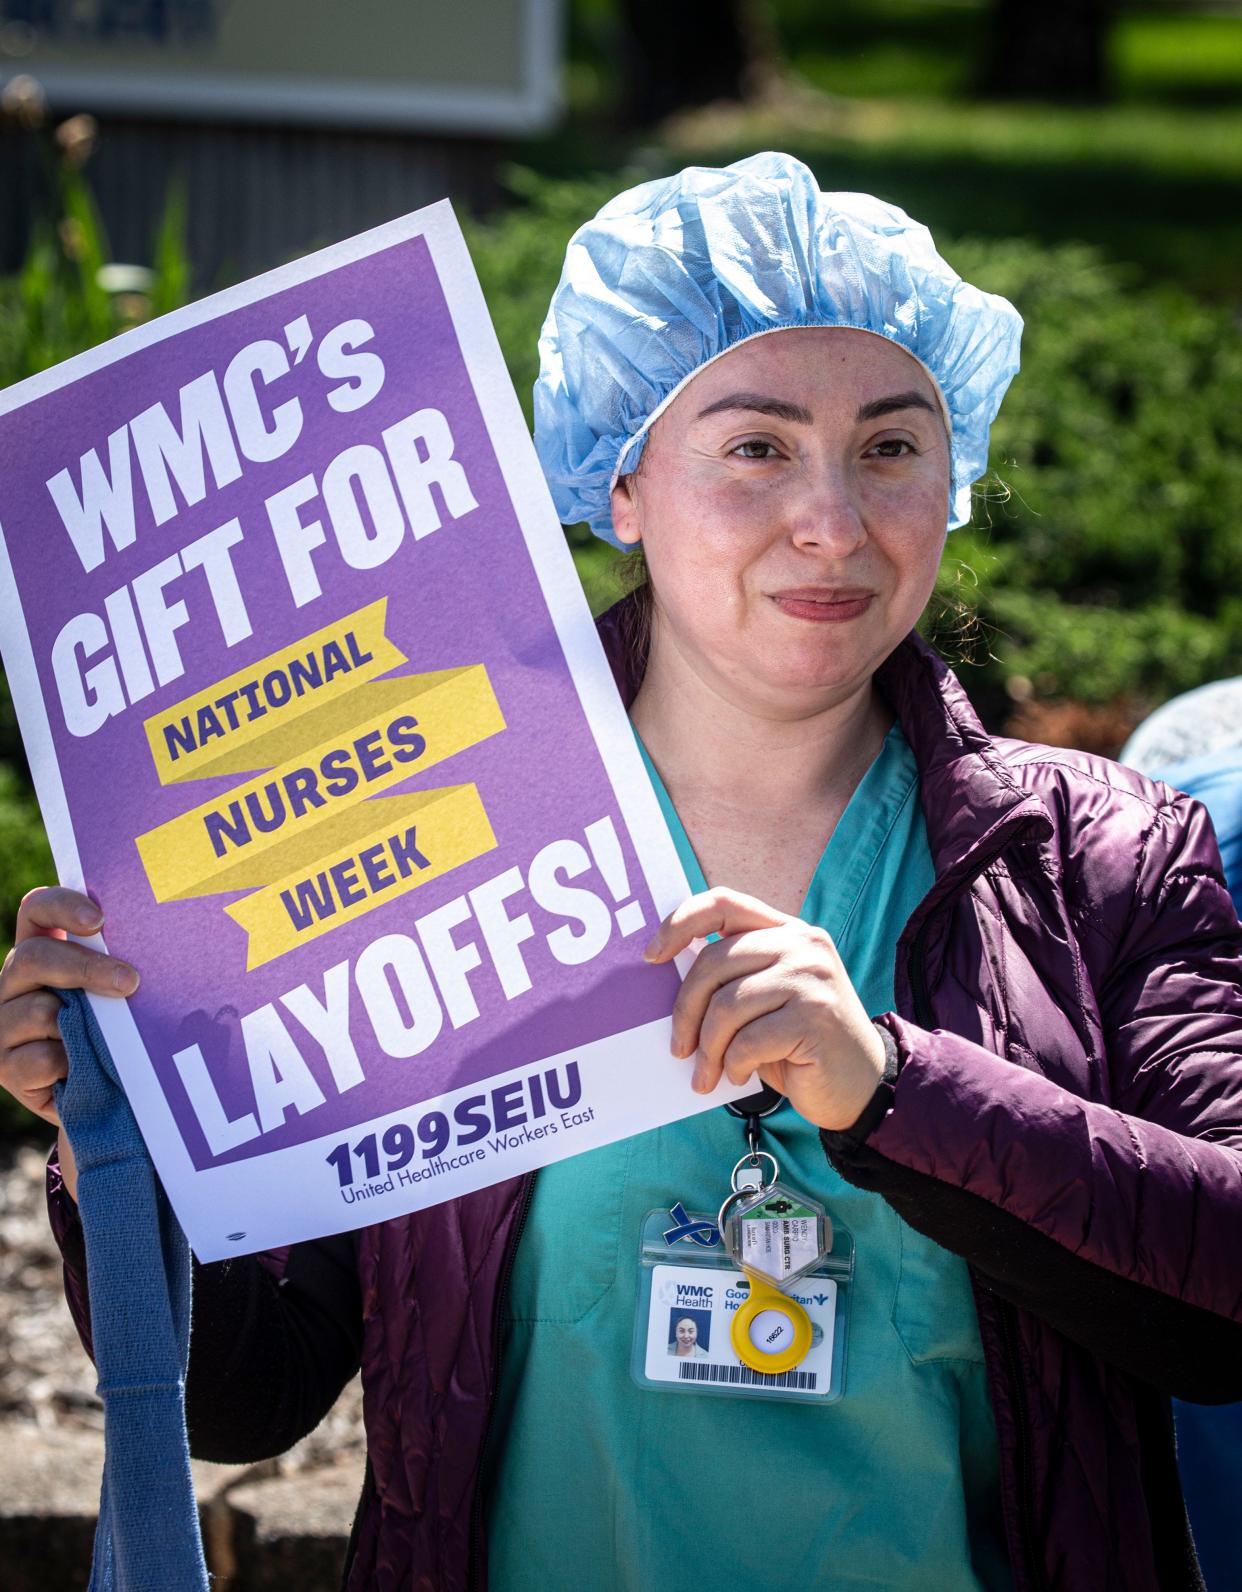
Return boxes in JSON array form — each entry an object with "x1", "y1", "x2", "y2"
[
  {"x1": 344, "y1": 617, "x2": 1242, "y2": 1592},
  {"x1": 54, "y1": 611, "x2": 1242, "y2": 1592}
]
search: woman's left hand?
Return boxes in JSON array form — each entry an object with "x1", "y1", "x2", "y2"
[{"x1": 645, "y1": 887, "x2": 888, "y2": 1132}]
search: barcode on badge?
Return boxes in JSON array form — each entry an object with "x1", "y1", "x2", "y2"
[{"x1": 677, "y1": 1360, "x2": 818, "y2": 1389}]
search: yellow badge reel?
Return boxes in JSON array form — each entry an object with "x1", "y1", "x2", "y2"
[
  {"x1": 719, "y1": 1150, "x2": 827, "y2": 1378},
  {"x1": 731, "y1": 1269, "x2": 814, "y2": 1375}
]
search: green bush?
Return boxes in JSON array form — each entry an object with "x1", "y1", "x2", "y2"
[
  {"x1": 467, "y1": 178, "x2": 1242, "y2": 718},
  {"x1": 0, "y1": 169, "x2": 189, "y2": 1136},
  {"x1": 940, "y1": 238, "x2": 1242, "y2": 712},
  {"x1": 464, "y1": 169, "x2": 629, "y2": 611},
  {"x1": 1, "y1": 165, "x2": 1240, "y2": 1132}
]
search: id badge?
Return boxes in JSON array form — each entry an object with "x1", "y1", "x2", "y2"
[{"x1": 631, "y1": 1207, "x2": 853, "y2": 1403}]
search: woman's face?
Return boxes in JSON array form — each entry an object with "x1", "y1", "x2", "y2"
[
  {"x1": 610, "y1": 327, "x2": 951, "y2": 716},
  {"x1": 675, "y1": 1318, "x2": 699, "y2": 1353}
]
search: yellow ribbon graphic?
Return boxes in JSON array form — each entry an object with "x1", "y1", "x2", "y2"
[
  {"x1": 136, "y1": 602, "x2": 504, "y2": 967},
  {"x1": 145, "y1": 599, "x2": 406, "y2": 784},
  {"x1": 224, "y1": 786, "x2": 497, "y2": 970}
]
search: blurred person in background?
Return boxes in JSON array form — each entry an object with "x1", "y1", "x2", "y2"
[
  {"x1": 1122, "y1": 680, "x2": 1242, "y2": 1591},
  {"x1": 1122, "y1": 679, "x2": 1242, "y2": 920}
]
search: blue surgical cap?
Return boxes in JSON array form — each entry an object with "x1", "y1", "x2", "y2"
[{"x1": 534, "y1": 151, "x2": 1023, "y2": 547}]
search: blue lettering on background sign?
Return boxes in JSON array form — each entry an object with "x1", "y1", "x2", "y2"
[{"x1": 1, "y1": 1, "x2": 218, "y2": 45}]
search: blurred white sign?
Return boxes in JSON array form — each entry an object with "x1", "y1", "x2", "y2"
[{"x1": 0, "y1": 0, "x2": 562, "y2": 133}]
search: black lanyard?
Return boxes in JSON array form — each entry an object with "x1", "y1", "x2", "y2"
[{"x1": 724, "y1": 1082, "x2": 785, "y2": 1160}]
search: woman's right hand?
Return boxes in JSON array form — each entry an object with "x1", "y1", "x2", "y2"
[{"x1": 0, "y1": 886, "x2": 140, "y2": 1199}]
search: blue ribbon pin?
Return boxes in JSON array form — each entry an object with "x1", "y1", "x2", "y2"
[{"x1": 663, "y1": 1202, "x2": 720, "y2": 1248}]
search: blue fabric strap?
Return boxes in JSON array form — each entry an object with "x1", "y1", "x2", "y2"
[{"x1": 54, "y1": 989, "x2": 208, "y2": 1592}]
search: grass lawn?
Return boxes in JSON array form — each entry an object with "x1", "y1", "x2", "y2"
[
  {"x1": 779, "y1": 0, "x2": 1242, "y2": 108},
  {"x1": 553, "y1": 2, "x2": 1242, "y2": 297},
  {"x1": 657, "y1": 89, "x2": 1242, "y2": 298}
]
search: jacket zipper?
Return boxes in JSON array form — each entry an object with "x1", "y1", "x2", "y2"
[
  {"x1": 909, "y1": 896, "x2": 1044, "y2": 1592},
  {"x1": 467, "y1": 1173, "x2": 536, "y2": 1592}
]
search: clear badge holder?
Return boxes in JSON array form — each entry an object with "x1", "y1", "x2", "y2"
[{"x1": 631, "y1": 1195, "x2": 854, "y2": 1404}]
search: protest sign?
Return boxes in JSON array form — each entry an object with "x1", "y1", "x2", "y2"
[{"x1": 0, "y1": 200, "x2": 750, "y2": 1259}]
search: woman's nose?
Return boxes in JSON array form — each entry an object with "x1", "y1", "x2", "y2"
[{"x1": 786, "y1": 461, "x2": 867, "y2": 555}]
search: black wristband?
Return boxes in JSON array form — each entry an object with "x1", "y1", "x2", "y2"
[{"x1": 819, "y1": 1018, "x2": 901, "y2": 1154}]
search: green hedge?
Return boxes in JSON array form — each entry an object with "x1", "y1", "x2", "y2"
[
  {"x1": 1, "y1": 166, "x2": 1240, "y2": 1133},
  {"x1": 2, "y1": 166, "x2": 1239, "y2": 861},
  {"x1": 467, "y1": 176, "x2": 1242, "y2": 717},
  {"x1": 0, "y1": 173, "x2": 187, "y2": 1135}
]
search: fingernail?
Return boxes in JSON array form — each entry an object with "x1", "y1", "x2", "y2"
[
  {"x1": 113, "y1": 963, "x2": 140, "y2": 994},
  {"x1": 76, "y1": 906, "x2": 103, "y2": 931},
  {"x1": 642, "y1": 939, "x2": 659, "y2": 962}
]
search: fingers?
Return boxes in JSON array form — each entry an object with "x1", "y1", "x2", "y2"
[
  {"x1": 691, "y1": 973, "x2": 790, "y2": 1093},
  {"x1": 4, "y1": 1038, "x2": 69, "y2": 1124},
  {"x1": 1, "y1": 988, "x2": 65, "y2": 1049},
  {"x1": 669, "y1": 929, "x2": 788, "y2": 1059},
  {"x1": 7, "y1": 885, "x2": 134, "y2": 997},
  {"x1": 0, "y1": 886, "x2": 137, "y2": 1132},
  {"x1": 0, "y1": 981, "x2": 76, "y2": 1128},
  {"x1": 644, "y1": 887, "x2": 788, "y2": 964},
  {"x1": 15, "y1": 886, "x2": 103, "y2": 943},
  {"x1": 718, "y1": 1008, "x2": 803, "y2": 1088},
  {"x1": 1, "y1": 932, "x2": 138, "y2": 1001}
]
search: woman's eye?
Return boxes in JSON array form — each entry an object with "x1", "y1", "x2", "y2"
[
  {"x1": 868, "y1": 438, "x2": 917, "y2": 458},
  {"x1": 731, "y1": 439, "x2": 779, "y2": 460}
]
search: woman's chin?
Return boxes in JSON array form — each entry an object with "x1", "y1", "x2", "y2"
[
  {"x1": 738, "y1": 629, "x2": 888, "y2": 695},
  {"x1": 725, "y1": 652, "x2": 876, "y2": 712}
]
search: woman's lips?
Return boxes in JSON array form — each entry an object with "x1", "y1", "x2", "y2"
[{"x1": 769, "y1": 590, "x2": 875, "y2": 622}]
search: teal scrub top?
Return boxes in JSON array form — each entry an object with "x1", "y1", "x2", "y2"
[{"x1": 485, "y1": 726, "x2": 1012, "y2": 1590}]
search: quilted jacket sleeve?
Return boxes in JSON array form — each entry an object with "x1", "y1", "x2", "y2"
[
  {"x1": 823, "y1": 784, "x2": 1242, "y2": 1402},
  {"x1": 48, "y1": 1149, "x2": 363, "y2": 1461}
]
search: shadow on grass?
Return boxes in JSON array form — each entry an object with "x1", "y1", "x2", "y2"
[
  {"x1": 728, "y1": 143, "x2": 1242, "y2": 299},
  {"x1": 522, "y1": 116, "x2": 1242, "y2": 299}
]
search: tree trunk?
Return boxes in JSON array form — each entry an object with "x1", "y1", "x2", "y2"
[
  {"x1": 982, "y1": 0, "x2": 1116, "y2": 101},
  {"x1": 617, "y1": 0, "x2": 773, "y2": 126}
]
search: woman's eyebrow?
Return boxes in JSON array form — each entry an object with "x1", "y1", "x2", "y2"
[
  {"x1": 695, "y1": 390, "x2": 939, "y2": 426},
  {"x1": 856, "y1": 391, "x2": 939, "y2": 421},
  {"x1": 695, "y1": 392, "x2": 813, "y2": 424}
]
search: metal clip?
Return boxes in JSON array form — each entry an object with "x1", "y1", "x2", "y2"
[{"x1": 717, "y1": 1149, "x2": 781, "y2": 1239}]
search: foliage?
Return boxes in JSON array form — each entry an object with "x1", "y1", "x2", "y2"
[
  {"x1": 0, "y1": 765, "x2": 54, "y2": 933},
  {"x1": 569, "y1": 3, "x2": 1242, "y2": 114},
  {"x1": 940, "y1": 236, "x2": 1242, "y2": 709},
  {"x1": 553, "y1": 6, "x2": 1242, "y2": 298},
  {"x1": 655, "y1": 91, "x2": 1242, "y2": 302},
  {"x1": 4, "y1": 178, "x2": 108, "y2": 379},
  {"x1": 463, "y1": 169, "x2": 630, "y2": 610},
  {"x1": 0, "y1": 165, "x2": 190, "y2": 1135},
  {"x1": 1, "y1": 139, "x2": 1240, "y2": 1128},
  {"x1": 771, "y1": 0, "x2": 1242, "y2": 108},
  {"x1": 467, "y1": 172, "x2": 1242, "y2": 727}
]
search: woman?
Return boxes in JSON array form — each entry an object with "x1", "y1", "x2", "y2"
[
  {"x1": 4, "y1": 153, "x2": 1242, "y2": 1592},
  {"x1": 668, "y1": 1317, "x2": 709, "y2": 1359}
]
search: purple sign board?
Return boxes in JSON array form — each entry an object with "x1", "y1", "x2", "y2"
[{"x1": 0, "y1": 201, "x2": 748, "y2": 1259}]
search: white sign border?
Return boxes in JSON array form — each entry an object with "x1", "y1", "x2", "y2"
[{"x1": 0, "y1": 196, "x2": 755, "y2": 1260}]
